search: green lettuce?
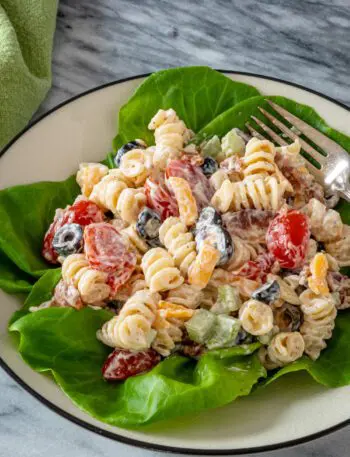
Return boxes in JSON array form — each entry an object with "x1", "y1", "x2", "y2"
[
  {"x1": 113, "y1": 66, "x2": 260, "y2": 150},
  {"x1": 10, "y1": 306, "x2": 264, "y2": 428},
  {"x1": 0, "y1": 175, "x2": 79, "y2": 294}
]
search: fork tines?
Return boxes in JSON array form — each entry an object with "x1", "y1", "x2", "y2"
[{"x1": 246, "y1": 99, "x2": 350, "y2": 178}]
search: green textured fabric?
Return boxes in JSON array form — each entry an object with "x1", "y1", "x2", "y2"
[{"x1": 0, "y1": 0, "x2": 58, "y2": 149}]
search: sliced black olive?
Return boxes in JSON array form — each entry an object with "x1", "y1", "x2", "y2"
[
  {"x1": 235, "y1": 329, "x2": 255, "y2": 345},
  {"x1": 52, "y1": 223, "x2": 83, "y2": 257},
  {"x1": 201, "y1": 157, "x2": 219, "y2": 177},
  {"x1": 274, "y1": 304, "x2": 302, "y2": 332},
  {"x1": 252, "y1": 281, "x2": 281, "y2": 304},
  {"x1": 136, "y1": 207, "x2": 161, "y2": 247}
]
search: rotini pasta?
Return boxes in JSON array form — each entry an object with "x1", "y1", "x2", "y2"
[
  {"x1": 209, "y1": 169, "x2": 229, "y2": 190},
  {"x1": 239, "y1": 299, "x2": 274, "y2": 336},
  {"x1": 166, "y1": 283, "x2": 204, "y2": 309},
  {"x1": 96, "y1": 289, "x2": 160, "y2": 351},
  {"x1": 266, "y1": 332, "x2": 305, "y2": 367},
  {"x1": 242, "y1": 137, "x2": 276, "y2": 178},
  {"x1": 159, "y1": 217, "x2": 197, "y2": 276},
  {"x1": 148, "y1": 109, "x2": 192, "y2": 169},
  {"x1": 226, "y1": 236, "x2": 260, "y2": 271},
  {"x1": 211, "y1": 176, "x2": 285, "y2": 213},
  {"x1": 121, "y1": 224, "x2": 149, "y2": 253},
  {"x1": 141, "y1": 247, "x2": 184, "y2": 292},
  {"x1": 152, "y1": 315, "x2": 183, "y2": 356},
  {"x1": 325, "y1": 225, "x2": 350, "y2": 267},
  {"x1": 302, "y1": 198, "x2": 343, "y2": 243},
  {"x1": 119, "y1": 147, "x2": 153, "y2": 186},
  {"x1": 76, "y1": 163, "x2": 109, "y2": 197},
  {"x1": 89, "y1": 170, "x2": 145, "y2": 222},
  {"x1": 300, "y1": 289, "x2": 337, "y2": 360},
  {"x1": 62, "y1": 254, "x2": 110, "y2": 304}
]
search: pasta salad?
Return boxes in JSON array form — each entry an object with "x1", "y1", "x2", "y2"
[{"x1": 37, "y1": 107, "x2": 350, "y2": 381}]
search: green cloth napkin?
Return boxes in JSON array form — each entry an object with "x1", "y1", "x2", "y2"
[{"x1": 0, "y1": 0, "x2": 58, "y2": 149}]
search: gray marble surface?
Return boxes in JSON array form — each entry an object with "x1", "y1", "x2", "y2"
[{"x1": 1, "y1": 0, "x2": 350, "y2": 456}]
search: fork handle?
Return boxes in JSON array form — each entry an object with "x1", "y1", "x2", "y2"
[{"x1": 339, "y1": 186, "x2": 350, "y2": 202}]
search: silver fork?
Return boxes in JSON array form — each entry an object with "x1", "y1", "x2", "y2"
[{"x1": 245, "y1": 99, "x2": 350, "y2": 202}]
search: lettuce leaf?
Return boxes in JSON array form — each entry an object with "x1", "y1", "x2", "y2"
[
  {"x1": 0, "y1": 175, "x2": 79, "y2": 294},
  {"x1": 113, "y1": 66, "x2": 260, "y2": 150},
  {"x1": 8, "y1": 268, "x2": 62, "y2": 325},
  {"x1": 10, "y1": 307, "x2": 264, "y2": 427}
]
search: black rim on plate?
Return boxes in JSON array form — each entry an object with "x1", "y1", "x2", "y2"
[{"x1": 1, "y1": 70, "x2": 350, "y2": 455}]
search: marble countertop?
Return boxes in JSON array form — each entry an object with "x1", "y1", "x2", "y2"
[{"x1": 1, "y1": 0, "x2": 350, "y2": 456}]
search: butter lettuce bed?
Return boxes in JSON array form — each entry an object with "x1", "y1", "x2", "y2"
[{"x1": 2, "y1": 67, "x2": 350, "y2": 428}]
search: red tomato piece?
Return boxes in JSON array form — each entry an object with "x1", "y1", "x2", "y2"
[
  {"x1": 102, "y1": 348, "x2": 161, "y2": 381},
  {"x1": 144, "y1": 177, "x2": 179, "y2": 221},
  {"x1": 238, "y1": 252, "x2": 276, "y2": 281},
  {"x1": 166, "y1": 159, "x2": 214, "y2": 210},
  {"x1": 107, "y1": 251, "x2": 137, "y2": 295},
  {"x1": 266, "y1": 209, "x2": 310, "y2": 269},
  {"x1": 84, "y1": 222, "x2": 135, "y2": 274},
  {"x1": 66, "y1": 199, "x2": 105, "y2": 226},
  {"x1": 42, "y1": 199, "x2": 105, "y2": 264}
]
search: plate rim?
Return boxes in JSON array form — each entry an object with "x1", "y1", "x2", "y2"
[{"x1": 1, "y1": 70, "x2": 350, "y2": 455}]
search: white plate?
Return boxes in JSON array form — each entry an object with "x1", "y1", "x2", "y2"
[{"x1": 1, "y1": 72, "x2": 350, "y2": 455}]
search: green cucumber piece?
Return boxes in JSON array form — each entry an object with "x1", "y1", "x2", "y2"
[
  {"x1": 206, "y1": 315, "x2": 241, "y2": 350},
  {"x1": 221, "y1": 129, "x2": 245, "y2": 157},
  {"x1": 211, "y1": 285, "x2": 242, "y2": 314},
  {"x1": 185, "y1": 308, "x2": 217, "y2": 344},
  {"x1": 202, "y1": 135, "x2": 222, "y2": 158}
]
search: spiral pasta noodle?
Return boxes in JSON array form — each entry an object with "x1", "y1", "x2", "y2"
[
  {"x1": 266, "y1": 332, "x2": 305, "y2": 367},
  {"x1": 119, "y1": 148, "x2": 153, "y2": 186},
  {"x1": 242, "y1": 138, "x2": 276, "y2": 178},
  {"x1": 141, "y1": 247, "x2": 184, "y2": 292},
  {"x1": 209, "y1": 169, "x2": 229, "y2": 191},
  {"x1": 62, "y1": 254, "x2": 110, "y2": 304},
  {"x1": 89, "y1": 170, "x2": 146, "y2": 223},
  {"x1": 121, "y1": 224, "x2": 149, "y2": 253},
  {"x1": 300, "y1": 289, "x2": 337, "y2": 360},
  {"x1": 325, "y1": 226, "x2": 350, "y2": 267},
  {"x1": 148, "y1": 109, "x2": 192, "y2": 169},
  {"x1": 97, "y1": 289, "x2": 160, "y2": 350},
  {"x1": 211, "y1": 176, "x2": 285, "y2": 213},
  {"x1": 166, "y1": 283, "x2": 204, "y2": 309},
  {"x1": 226, "y1": 236, "x2": 260, "y2": 271},
  {"x1": 239, "y1": 299, "x2": 274, "y2": 336},
  {"x1": 302, "y1": 198, "x2": 343, "y2": 243},
  {"x1": 151, "y1": 300, "x2": 193, "y2": 356},
  {"x1": 152, "y1": 317, "x2": 183, "y2": 356},
  {"x1": 159, "y1": 217, "x2": 197, "y2": 276},
  {"x1": 76, "y1": 163, "x2": 109, "y2": 197}
]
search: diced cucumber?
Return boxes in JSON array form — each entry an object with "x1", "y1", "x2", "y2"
[
  {"x1": 206, "y1": 315, "x2": 241, "y2": 350},
  {"x1": 221, "y1": 129, "x2": 245, "y2": 157},
  {"x1": 202, "y1": 135, "x2": 222, "y2": 158},
  {"x1": 211, "y1": 285, "x2": 241, "y2": 314},
  {"x1": 185, "y1": 309, "x2": 217, "y2": 344}
]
